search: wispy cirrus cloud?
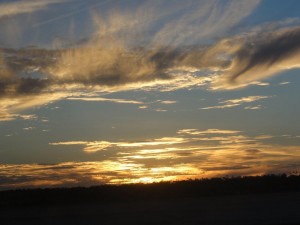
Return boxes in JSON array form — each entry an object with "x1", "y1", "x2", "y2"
[
  {"x1": 0, "y1": 0, "x2": 68, "y2": 18},
  {"x1": 3, "y1": 0, "x2": 300, "y2": 120},
  {"x1": 0, "y1": 0, "x2": 263, "y2": 120},
  {"x1": 151, "y1": 0, "x2": 260, "y2": 46},
  {"x1": 201, "y1": 96, "x2": 270, "y2": 109}
]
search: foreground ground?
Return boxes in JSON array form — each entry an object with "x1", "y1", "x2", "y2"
[
  {"x1": 1, "y1": 175, "x2": 300, "y2": 225},
  {"x1": 1, "y1": 192, "x2": 300, "y2": 225}
]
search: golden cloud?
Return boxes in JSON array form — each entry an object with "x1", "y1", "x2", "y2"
[
  {"x1": 2, "y1": 128, "x2": 300, "y2": 189},
  {"x1": 201, "y1": 96, "x2": 270, "y2": 109}
]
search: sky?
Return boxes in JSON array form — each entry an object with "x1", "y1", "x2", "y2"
[{"x1": 0, "y1": 0, "x2": 300, "y2": 190}]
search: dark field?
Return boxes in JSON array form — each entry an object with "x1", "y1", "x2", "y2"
[{"x1": 1, "y1": 175, "x2": 300, "y2": 225}]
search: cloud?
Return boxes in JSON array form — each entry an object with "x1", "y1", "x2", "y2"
[
  {"x1": 49, "y1": 128, "x2": 275, "y2": 155},
  {"x1": 49, "y1": 42, "x2": 166, "y2": 88},
  {"x1": 2, "y1": 127, "x2": 300, "y2": 189},
  {"x1": 19, "y1": 114, "x2": 38, "y2": 120},
  {"x1": 213, "y1": 26, "x2": 300, "y2": 89},
  {"x1": 278, "y1": 81, "x2": 290, "y2": 86},
  {"x1": 0, "y1": 29, "x2": 207, "y2": 120},
  {"x1": 0, "y1": 112, "x2": 38, "y2": 122},
  {"x1": 2, "y1": 0, "x2": 261, "y2": 80},
  {"x1": 0, "y1": 92, "x2": 67, "y2": 122},
  {"x1": 50, "y1": 137, "x2": 187, "y2": 153},
  {"x1": 177, "y1": 129, "x2": 241, "y2": 135},
  {"x1": 23, "y1": 126, "x2": 34, "y2": 131},
  {"x1": 0, "y1": 41, "x2": 212, "y2": 97},
  {"x1": 151, "y1": 0, "x2": 261, "y2": 46},
  {"x1": 4, "y1": 0, "x2": 294, "y2": 119},
  {"x1": 139, "y1": 106, "x2": 148, "y2": 109},
  {"x1": 0, "y1": 0, "x2": 68, "y2": 18},
  {"x1": 201, "y1": 96, "x2": 270, "y2": 109},
  {"x1": 201, "y1": 104, "x2": 239, "y2": 110},
  {"x1": 3, "y1": 1, "x2": 298, "y2": 97},
  {"x1": 220, "y1": 96, "x2": 270, "y2": 104},
  {"x1": 0, "y1": 113, "x2": 18, "y2": 122},
  {"x1": 67, "y1": 97, "x2": 144, "y2": 104},
  {"x1": 244, "y1": 105, "x2": 262, "y2": 110},
  {"x1": 155, "y1": 108, "x2": 167, "y2": 112},
  {"x1": 158, "y1": 100, "x2": 177, "y2": 104},
  {"x1": 0, "y1": 161, "x2": 203, "y2": 189}
]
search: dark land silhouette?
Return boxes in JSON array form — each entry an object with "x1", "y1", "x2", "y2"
[{"x1": 1, "y1": 174, "x2": 300, "y2": 225}]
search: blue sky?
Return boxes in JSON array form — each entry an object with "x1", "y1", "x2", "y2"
[{"x1": 0, "y1": 0, "x2": 300, "y2": 189}]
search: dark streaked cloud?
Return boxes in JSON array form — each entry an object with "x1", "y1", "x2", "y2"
[{"x1": 214, "y1": 26, "x2": 300, "y2": 89}]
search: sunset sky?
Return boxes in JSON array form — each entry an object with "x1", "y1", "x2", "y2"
[{"x1": 1, "y1": 0, "x2": 300, "y2": 190}]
